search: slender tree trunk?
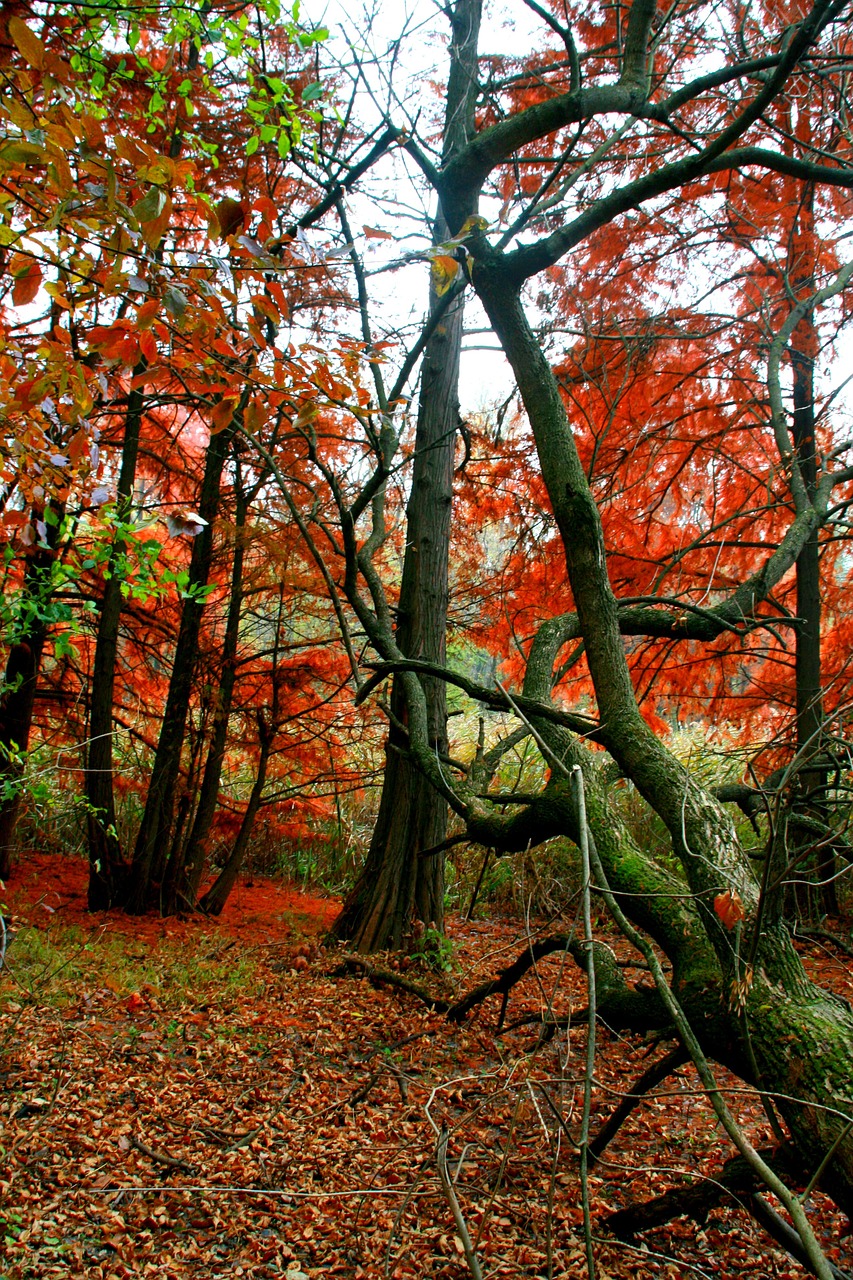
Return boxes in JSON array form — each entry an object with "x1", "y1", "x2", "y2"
[
  {"x1": 333, "y1": 0, "x2": 483, "y2": 952},
  {"x1": 168, "y1": 472, "x2": 248, "y2": 910},
  {"x1": 86, "y1": 372, "x2": 145, "y2": 910},
  {"x1": 0, "y1": 640, "x2": 46, "y2": 878},
  {"x1": 787, "y1": 186, "x2": 837, "y2": 917},
  {"x1": 126, "y1": 418, "x2": 235, "y2": 912},
  {"x1": 197, "y1": 716, "x2": 271, "y2": 915}
]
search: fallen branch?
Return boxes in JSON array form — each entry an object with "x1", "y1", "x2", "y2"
[
  {"x1": 446, "y1": 932, "x2": 666, "y2": 1032},
  {"x1": 130, "y1": 1134, "x2": 195, "y2": 1173},
  {"x1": 796, "y1": 926, "x2": 853, "y2": 959},
  {"x1": 446, "y1": 933, "x2": 577, "y2": 1026},
  {"x1": 603, "y1": 1149, "x2": 853, "y2": 1280},
  {"x1": 589, "y1": 1044, "x2": 688, "y2": 1166},
  {"x1": 332, "y1": 954, "x2": 450, "y2": 1013},
  {"x1": 436, "y1": 1122, "x2": 483, "y2": 1280}
]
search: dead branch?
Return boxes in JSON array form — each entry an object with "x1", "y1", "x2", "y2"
[
  {"x1": 437, "y1": 1122, "x2": 484, "y2": 1280},
  {"x1": 602, "y1": 1149, "x2": 853, "y2": 1280},
  {"x1": 446, "y1": 933, "x2": 578, "y2": 1026},
  {"x1": 589, "y1": 1044, "x2": 688, "y2": 1166},
  {"x1": 333, "y1": 954, "x2": 451, "y2": 1013},
  {"x1": 130, "y1": 1134, "x2": 195, "y2": 1173}
]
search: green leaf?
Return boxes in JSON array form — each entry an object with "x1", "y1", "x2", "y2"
[
  {"x1": 298, "y1": 26, "x2": 328, "y2": 47},
  {"x1": 246, "y1": 134, "x2": 260, "y2": 156},
  {"x1": 0, "y1": 141, "x2": 44, "y2": 167},
  {"x1": 301, "y1": 82, "x2": 323, "y2": 102}
]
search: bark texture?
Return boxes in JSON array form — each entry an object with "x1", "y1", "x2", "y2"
[{"x1": 333, "y1": 0, "x2": 483, "y2": 952}]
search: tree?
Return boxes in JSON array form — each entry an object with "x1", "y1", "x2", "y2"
[
  {"x1": 313, "y1": 0, "x2": 853, "y2": 1251},
  {"x1": 0, "y1": 0, "x2": 359, "y2": 910},
  {"x1": 333, "y1": 0, "x2": 483, "y2": 951}
]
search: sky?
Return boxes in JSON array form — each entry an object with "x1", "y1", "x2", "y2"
[{"x1": 306, "y1": 0, "x2": 544, "y2": 415}]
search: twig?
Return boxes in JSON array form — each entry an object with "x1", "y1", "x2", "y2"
[
  {"x1": 573, "y1": 765, "x2": 597, "y2": 1280},
  {"x1": 436, "y1": 1122, "x2": 483, "y2": 1280},
  {"x1": 130, "y1": 1134, "x2": 195, "y2": 1173},
  {"x1": 466, "y1": 848, "x2": 492, "y2": 919},
  {"x1": 225, "y1": 1127, "x2": 263, "y2": 1154}
]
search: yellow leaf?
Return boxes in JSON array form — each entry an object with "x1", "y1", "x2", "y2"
[
  {"x1": 47, "y1": 145, "x2": 73, "y2": 195},
  {"x1": 431, "y1": 253, "x2": 460, "y2": 296},
  {"x1": 293, "y1": 403, "x2": 318, "y2": 430},
  {"x1": 141, "y1": 194, "x2": 172, "y2": 251},
  {"x1": 9, "y1": 17, "x2": 45, "y2": 70},
  {"x1": 458, "y1": 215, "x2": 489, "y2": 236},
  {"x1": 43, "y1": 281, "x2": 71, "y2": 311}
]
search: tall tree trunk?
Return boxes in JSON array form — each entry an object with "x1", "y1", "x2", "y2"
[
  {"x1": 0, "y1": 641, "x2": 45, "y2": 878},
  {"x1": 126, "y1": 417, "x2": 235, "y2": 913},
  {"x1": 471, "y1": 264, "x2": 853, "y2": 1223},
  {"x1": 333, "y1": 0, "x2": 483, "y2": 952},
  {"x1": 167, "y1": 470, "x2": 248, "y2": 911},
  {"x1": 86, "y1": 371, "x2": 146, "y2": 910},
  {"x1": 787, "y1": 186, "x2": 837, "y2": 917}
]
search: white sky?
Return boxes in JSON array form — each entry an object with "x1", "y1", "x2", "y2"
[{"x1": 308, "y1": 0, "x2": 542, "y2": 415}]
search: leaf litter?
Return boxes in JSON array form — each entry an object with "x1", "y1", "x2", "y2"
[{"x1": 2, "y1": 853, "x2": 853, "y2": 1279}]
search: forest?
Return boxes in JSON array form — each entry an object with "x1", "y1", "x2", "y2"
[{"x1": 3, "y1": 0, "x2": 853, "y2": 1275}]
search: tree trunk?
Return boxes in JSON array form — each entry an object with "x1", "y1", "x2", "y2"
[
  {"x1": 197, "y1": 716, "x2": 271, "y2": 916},
  {"x1": 0, "y1": 639, "x2": 46, "y2": 878},
  {"x1": 164, "y1": 471, "x2": 248, "y2": 912},
  {"x1": 126, "y1": 416, "x2": 235, "y2": 913},
  {"x1": 787, "y1": 184, "x2": 837, "y2": 918},
  {"x1": 0, "y1": 510, "x2": 63, "y2": 878},
  {"x1": 86, "y1": 371, "x2": 146, "y2": 910},
  {"x1": 333, "y1": 0, "x2": 482, "y2": 952},
  {"x1": 471, "y1": 266, "x2": 853, "y2": 1220}
]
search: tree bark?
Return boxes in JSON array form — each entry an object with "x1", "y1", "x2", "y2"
[
  {"x1": 0, "y1": 637, "x2": 47, "y2": 878},
  {"x1": 786, "y1": 184, "x2": 837, "y2": 917},
  {"x1": 86, "y1": 371, "x2": 145, "y2": 910},
  {"x1": 165, "y1": 466, "x2": 249, "y2": 912},
  {"x1": 333, "y1": 0, "x2": 483, "y2": 952}
]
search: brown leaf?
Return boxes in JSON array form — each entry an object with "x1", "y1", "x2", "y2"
[{"x1": 212, "y1": 197, "x2": 247, "y2": 241}]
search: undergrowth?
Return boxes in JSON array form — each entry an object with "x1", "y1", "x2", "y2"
[{"x1": 0, "y1": 920, "x2": 262, "y2": 1016}]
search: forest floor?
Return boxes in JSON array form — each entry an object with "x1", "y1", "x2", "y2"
[{"x1": 2, "y1": 853, "x2": 853, "y2": 1280}]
